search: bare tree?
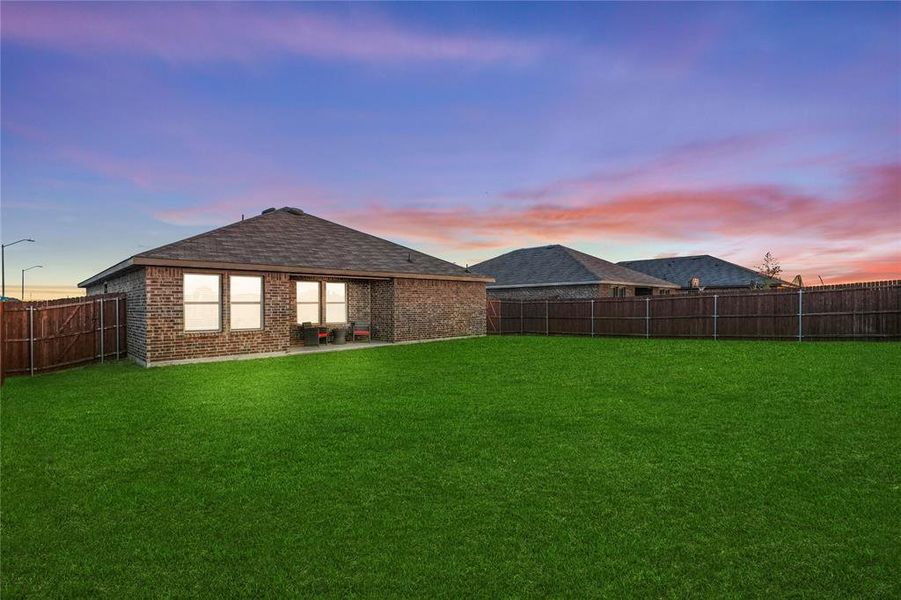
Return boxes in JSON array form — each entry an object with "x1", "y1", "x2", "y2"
[{"x1": 755, "y1": 252, "x2": 783, "y2": 280}]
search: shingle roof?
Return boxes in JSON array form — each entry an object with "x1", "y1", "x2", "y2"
[
  {"x1": 617, "y1": 255, "x2": 782, "y2": 289},
  {"x1": 470, "y1": 245, "x2": 679, "y2": 288},
  {"x1": 79, "y1": 207, "x2": 490, "y2": 286}
]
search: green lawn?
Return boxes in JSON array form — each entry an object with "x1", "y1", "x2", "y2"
[{"x1": 2, "y1": 337, "x2": 899, "y2": 598}]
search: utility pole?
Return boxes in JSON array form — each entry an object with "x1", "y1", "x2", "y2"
[
  {"x1": 1, "y1": 238, "x2": 35, "y2": 298},
  {"x1": 22, "y1": 265, "x2": 43, "y2": 301}
]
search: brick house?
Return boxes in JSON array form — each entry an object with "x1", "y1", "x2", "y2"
[
  {"x1": 470, "y1": 245, "x2": 679, "y2": 299},
  {"x1": 78, "y1": 207, "x2": 492, "y2": 366}
]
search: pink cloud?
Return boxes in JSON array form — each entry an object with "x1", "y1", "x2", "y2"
[
  {"x1": 342, "y1": 168, "x2": 897, "y2": 244},
  {"x1": 331, "y1": 162, "x2": 900, "y2": 282},
  {"x1": 1, "y1": 3, "x2": 542, "y2": 65}
]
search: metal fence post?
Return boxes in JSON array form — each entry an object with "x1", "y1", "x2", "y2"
[
  {"x1": 645, "y1": 297, "x2": 650, "y2": 339},
  {"x1": 115, "y1": 297, "x2": 120, "y2": 358},
  {"x1": 545, "y1": 300, "x2": 549, "y2": 335},
  {"x1": 99, "y1": 298, "x2": 104, "y2": 363},
  {"x1": 28, "y1": 306, "x2": 35, "y2": 376},
  {"x1": 713, "y1": 294, "x2": 718, "y2": 341},
  {"x1": 798, "y1": 288, "x2": 803, "y2": 342},
  {"x1": 590, "y1": 300, "x2": 595, "y2": 337},
  {"x1": 520, "y1": 300, "x2": 524, "y2": 334}
]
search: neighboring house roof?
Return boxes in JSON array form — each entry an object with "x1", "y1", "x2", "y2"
[
  {"x1": 617, "y1": 255, "x2": 783, "y2": 289},
  {"x1": 79, "y1": 207, "x2": 492, "y2": 287},
  {"x1": 470, "y1": 245, "x2": 680, "y2": 289}
]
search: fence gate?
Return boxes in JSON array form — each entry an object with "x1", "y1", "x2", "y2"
[
  {"x1": 486, "y1": 299, "x2": 500, "y2": 334},
  {"x1": 0, "y1": 293, "x2": 126, "y2": 379}
]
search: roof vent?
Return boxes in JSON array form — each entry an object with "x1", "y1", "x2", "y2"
[
  {"x1": 261, "y1": 207, "x2": 276, "y2": 215},
  {"x1": 284, "y1": 207, "x2": 304, "y2": 215}
]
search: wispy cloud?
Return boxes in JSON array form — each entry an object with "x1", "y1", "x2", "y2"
[
  {"x1": 1, "y1": 3, "x2": 543, "y2": 66},
  {"x1": 340, "y1": 163, "x2": 897, "y2": 244},
  {"x1": 331, "y1": 162, "x2": 900, "y2": 283}
]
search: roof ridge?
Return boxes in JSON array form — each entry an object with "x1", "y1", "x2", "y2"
[
  {"x1": 547, "y1": 244, "x2": 604, "y2": 281},
  {"x1": 558, "y1": 245, "x2": 618, "y2": 280},
  {"x1": 620, "y1": 254, "x2": 710, "y2": 263}
]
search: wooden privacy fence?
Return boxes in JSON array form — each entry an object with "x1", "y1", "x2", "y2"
[
  {"x1": 487, "y1": 285, "x2": 901, "y2": 341},
  {"x1": 0, "y1": 294, "x2": 126, "y2": 380}
]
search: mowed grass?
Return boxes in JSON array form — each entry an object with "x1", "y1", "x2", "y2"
[{"x1": 2, "y1": 337, "x2": 899, "y2": 598}]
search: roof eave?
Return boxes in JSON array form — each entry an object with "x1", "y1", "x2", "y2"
[
  {"x1": 80, "y1": 256, "x2": 494, "y2": 286},
  {"x1": 77, "y1": 257, "x2": 137, "y2": 288}
]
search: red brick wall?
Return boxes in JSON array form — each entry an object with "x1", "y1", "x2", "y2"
[
  {"x1": 91, "y1": 267, "x2": 486, "y2": 363},
  {"x1": 145, "y1": 267, "x2": 294, "y2": 363},
  {"x1": 370, "y1": 279, "x2": 394, "y2": 341},
  {"x1": 391, "y1": 278, "x2": 486, "y2": 342}
]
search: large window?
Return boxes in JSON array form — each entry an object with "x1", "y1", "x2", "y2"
[
  {"x1": 230, "y1": 275, "x2": 262, "y2": 330},
  {"x1": 325, "y1": 282, "x2": 347, "y2": 323},
  {"x1": 296, "y1": 281, "x2": 320, "y2": 324},
  {"x1": 184, "y1": 273, "x2": 220, "y2": 331}
]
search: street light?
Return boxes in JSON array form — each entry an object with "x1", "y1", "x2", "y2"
[
  {"x1": 1, "y1": 238, "x2": 35, "y2": 298},
  {"x1": 21, "y1": 265, "x2": 43, "y2": 300}
]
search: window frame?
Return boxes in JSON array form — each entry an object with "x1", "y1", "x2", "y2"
[
  {"x1": 230, "y1": 275, "x2": 264, "y2": 331},
  {"x1": 183, "y1": 272, "x2": 222, "y2": 332},
  {"x1": 296, "y1": 281, "x2": 321, "y2": 325},
  {"x1": 324, "y1": 281, "x2": 348, "y2": 324}
]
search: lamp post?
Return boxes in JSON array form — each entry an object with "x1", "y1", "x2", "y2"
[
  {"x1": 21, "y1": 265, "x2": 43, "y2": 301},
  {"x1": 1, "y1": 238, "x2": 35, "y2": 298}
]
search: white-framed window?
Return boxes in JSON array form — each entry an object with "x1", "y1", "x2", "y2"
[
  {"x1": 325, "y1": 282, "x2": 347, "y2": 323},
  {"x1": 296, "y1": 281, "x2": 320, "y2": 324},
  {"x1": 184, "y1": 273, "x2": 221, "y2": 331},
  {"x1": 230, "y1": 275, "x2": 263, "y2": 330},
  {"x1": 611, "y1": 286, "x2": 626, "y2": 298}
]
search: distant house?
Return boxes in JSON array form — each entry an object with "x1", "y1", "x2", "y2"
[
  {"x1": 79, "y1": 207, "x2": 492, "y2": 366},
  {"x1": 618, "y1": 255, "x2": 787, "y2": 292},
  {"x1": 470, "y1": 245, "x2": 679, "y2": 299}
]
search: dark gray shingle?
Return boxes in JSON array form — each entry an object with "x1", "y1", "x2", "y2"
[
  {"x1": 618, "y1": 255, "x2": 782, "y2": 289},
  {"x1": 470, "y1": 245, "x2": 678, "y2": 288},
  {"x1": 79, "y1": 208, "x2": 488, "y2": 285}
]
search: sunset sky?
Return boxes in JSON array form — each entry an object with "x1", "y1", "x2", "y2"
[{"x1": 2, "y1": 2, "x2": 899, "y2": 298}]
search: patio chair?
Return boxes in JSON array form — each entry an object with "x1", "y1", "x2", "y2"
[
  {"x1": 351, "y1": 320, "x2": 372, "y2": 342},
  {"x1": 302, "y1": 322, "x2": 329, "y2": 346}
]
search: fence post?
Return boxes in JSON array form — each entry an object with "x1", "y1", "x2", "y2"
[
  {"x1": 29, "y1": 306, "x2": 35, "y2": 376},
  {"x1": 520, "y1": 300, "x2": 524, "y2": 334},
  {"x1": 545, "y1": 300, "x2": 549, "y2": 335},
  {"x1": 115, "y1": 297, "x2": 120, "y2": 358},
  {"x1": 591, "y1": 300, "x2": 595, "y2": 337},
  {"x1": 645, "y1": 297, "x2": 650, "y2": 339},
  {"x1": 495, "y1": 300, "x2": 500, "y2": 334},
  {"x1": 99, "y1": 297, "x2": 105, "y2": 363},
  {"x1": 713, "y1": 295, "x2": 718, "y2": 341},
  {"x1": 798, "y1": 288, "x2": 803, "y2": 342}
]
